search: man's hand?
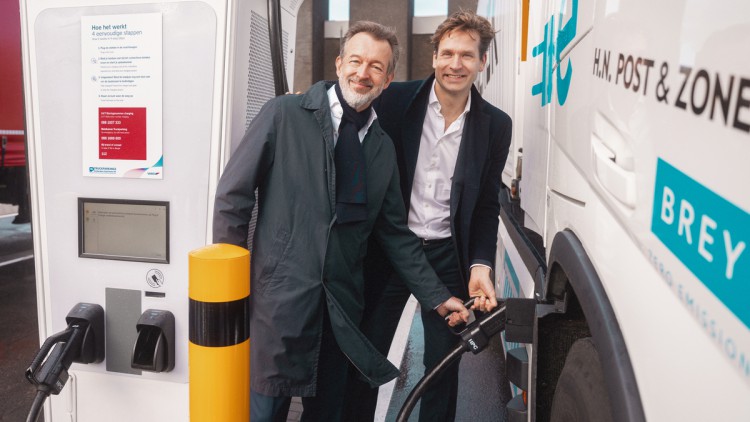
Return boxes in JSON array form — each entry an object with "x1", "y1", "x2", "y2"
[
  {"x1": 468, "y1": 266, "x2": 498, "y2": 312},
  {"x1": 436, "y1": 297, "x2": 470, "y2": 327}
]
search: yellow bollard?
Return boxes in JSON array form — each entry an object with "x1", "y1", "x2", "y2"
[{"x1": 189, "y1": 244, "x2": 250, "y2": 421}]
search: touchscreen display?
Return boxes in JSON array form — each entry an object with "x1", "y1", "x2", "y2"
[{"x1": 79, "y1": 198, "x2": 169, "y2": 263}]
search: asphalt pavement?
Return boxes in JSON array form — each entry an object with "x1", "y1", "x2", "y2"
[{"x1": 0, "y1": 214, "x2": 39, "y2": 422}]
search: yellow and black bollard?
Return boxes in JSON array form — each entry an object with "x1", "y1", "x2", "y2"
[{"x1": 189, "y1": 244, "x2": 250, "y2": 421}]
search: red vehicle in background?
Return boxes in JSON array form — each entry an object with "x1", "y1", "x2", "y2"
[{"x1": 0, "y1": 0, "x2": 30, "y2": 223}]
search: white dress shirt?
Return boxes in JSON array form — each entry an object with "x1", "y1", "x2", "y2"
[
  {"x1": 408, "y1": 81, "x2": 471, "y2": 240},
  {"x1": 327, "y1": 85, "x2": 377, "y2": 145}
]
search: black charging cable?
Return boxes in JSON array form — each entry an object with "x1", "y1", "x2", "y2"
[
  {"x1": 24, "y1": 303, "x2": 104, "y2": 422},
  {"x1": 397, "y1": 299, "x2": 507, "y2": 422},
  {"x1": 25, "y1": 321, "x2": 90, "y2": 422}
]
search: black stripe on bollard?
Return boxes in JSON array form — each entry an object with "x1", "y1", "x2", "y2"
[{"x1": 189, "y1": 297, "x2": 250, "y2": 347}]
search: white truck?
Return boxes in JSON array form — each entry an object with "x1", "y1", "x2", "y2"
[{"x1": 476, "y1": 0, "x2": 750, "y2": 421}]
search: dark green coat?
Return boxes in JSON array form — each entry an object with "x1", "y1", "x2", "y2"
[{"x1": 213, "y1": 81, "x2": 451, "y2": 397}]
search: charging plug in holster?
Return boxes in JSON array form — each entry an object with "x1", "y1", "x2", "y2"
[
  {"x1": 25, "y1": 303, "x2": 105, "y2": 392},
  {"x1": 65, "y1": 302, "x2": 106, "y2": 364}
]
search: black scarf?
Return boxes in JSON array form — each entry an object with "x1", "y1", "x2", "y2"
[{"x1": 334, "y1": 82, "x2": 370, "y2": 224}]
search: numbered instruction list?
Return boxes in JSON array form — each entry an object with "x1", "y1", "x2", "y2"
[{"x1": 81, "y1": 13, "x2": 163, "y2": 178}]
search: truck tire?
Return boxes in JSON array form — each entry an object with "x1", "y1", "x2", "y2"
[{"x1": 550, "y1": 337, "x2": 613, "y2": 422}]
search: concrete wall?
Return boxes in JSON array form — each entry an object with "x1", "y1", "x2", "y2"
[
  {"x1": 293, "y1": 0, "x2": 326, "y2": 92},
  {"x1": 410, "y1": 33, "x2": 433, "y2": 80},
  {"x1": 294, "y1": 0, "x2": 313, "y2": 91},
  {"x1": 449, "y1": 0, "x2": 478, "y2": 15},
  {"x1": 323, "y1": 37, "x2": 340, "y2": 81},
  {"x1": 322, "y1": 20, "x2": 348, "y2": 82}
]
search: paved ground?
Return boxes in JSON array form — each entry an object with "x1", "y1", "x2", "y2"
[
  {"x1": 0, "y1": 211, "x2": 33, "y2": 264},
  {"x1": 0, "y1": 204, "x2": 18, "y2": 215},
  {"x1": 0, "y1": 212, "x2": 39, "y2": 422}
]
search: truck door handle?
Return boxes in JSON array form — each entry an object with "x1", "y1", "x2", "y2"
[{"x1": 590, "y1": 113, "x2": 636, "y2": 208}]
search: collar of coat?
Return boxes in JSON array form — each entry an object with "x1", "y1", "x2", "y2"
[{"x1": 300, "y1": 80, "x2": 335, "y2": 111}]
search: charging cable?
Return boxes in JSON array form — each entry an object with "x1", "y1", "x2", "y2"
[
  {"x1": 397, "y1": 299, "x2": 508, "y2": 422},
  {"x1": 25, "y1": 322, "x2": 88, "y2": 422},
  {"x1": 24, "y1": 303, "x2": 105, "y2": 422}
]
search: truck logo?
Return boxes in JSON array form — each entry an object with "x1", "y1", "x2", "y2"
[
  {"x1": 531, "y1": 0, "x2": 578, "y2": 106},
  {"x1": 651, "y1": 158, "x2": 748, "y2": 328}
]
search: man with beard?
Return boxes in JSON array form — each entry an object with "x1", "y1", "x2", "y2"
[
  {"x1": 213, "y1": 21, "x2": 470, "y2": 422},
  {"x1": 344, "y1": 11, "x2": 512, "y2": 422}
]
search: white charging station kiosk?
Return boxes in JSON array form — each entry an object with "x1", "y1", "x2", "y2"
[{"x1": 19, "y1": 0, "x2": 300, "y2": 419}]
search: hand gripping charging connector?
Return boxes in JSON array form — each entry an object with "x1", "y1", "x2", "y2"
[{"x1": 24, "y1": 303, "x2": 105, "y2": 422}]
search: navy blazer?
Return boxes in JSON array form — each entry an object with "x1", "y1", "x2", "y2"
[{"x1": 372, "y1": 74, "x2": 512, "y2": 291}]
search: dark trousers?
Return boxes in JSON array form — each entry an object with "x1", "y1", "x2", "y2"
[
  {"x1": 343, "y1": 239, "x2": 465, "y2": 422},
  {"x1": 251, "y1": 310, "x2": 349, "y2": 422}
]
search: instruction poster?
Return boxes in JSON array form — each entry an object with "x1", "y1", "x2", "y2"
[{"x1": 81, "y1": 13, "x2": 162, "y2": 178}]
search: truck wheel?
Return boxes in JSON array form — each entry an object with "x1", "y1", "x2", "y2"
[{"x1": 550, "y1": 337, "x2": 613, "y2": 422}]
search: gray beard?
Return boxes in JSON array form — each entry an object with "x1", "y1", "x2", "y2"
[{"x1": 339, "y1": 79, "x2": 378, "y2": 110}]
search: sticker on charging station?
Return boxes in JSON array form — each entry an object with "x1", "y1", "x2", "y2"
[
  {"x1": 146, "y1": 269, "x2": 164, "y2": 288},
  {"x1": 651, "y1": 158, "x2": 749, "y2": 328},
  {"x1": 99, "y1": 107, "x2": 146, "y2": 160}
]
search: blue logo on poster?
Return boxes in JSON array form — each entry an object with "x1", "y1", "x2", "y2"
[{"x1": 651, "y1": 158, "x2": 748, "y2": 328}]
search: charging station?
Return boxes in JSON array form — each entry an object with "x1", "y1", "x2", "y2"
[{"x1": 19, "y1": 0, "x2": 300, "y2": 420}]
